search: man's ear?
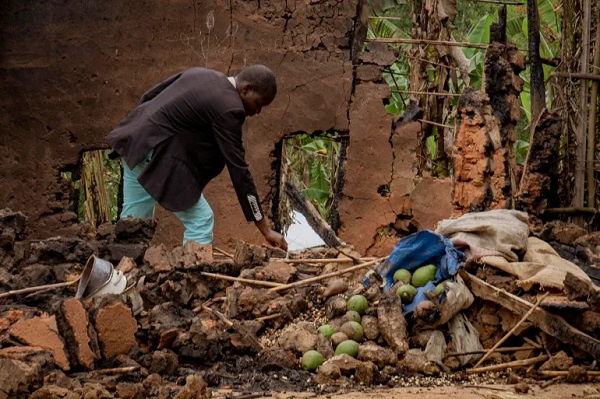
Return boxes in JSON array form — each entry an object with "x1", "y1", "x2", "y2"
[{"x1": 239, "y1": 82, "x2": 253, "y2": 95}]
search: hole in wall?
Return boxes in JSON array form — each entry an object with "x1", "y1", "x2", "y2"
[
  {"x1": 61, "y1": 149, "x2": 122, "y2": 226},
  {"x1": 272, "y1": 130, "x2": 348, "y2": 251}
]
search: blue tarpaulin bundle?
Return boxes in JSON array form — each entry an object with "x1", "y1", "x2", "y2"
[{"x1": 364, "y1": 230, "x2": 466, "y2": 314}]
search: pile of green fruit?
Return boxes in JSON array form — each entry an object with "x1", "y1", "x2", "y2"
[
  {"x1": 393, "y1": 264, "x2": 449, "y2": 305},
  {"x1": 300, "y1": 294, "x2": 368, "y2": 372}
]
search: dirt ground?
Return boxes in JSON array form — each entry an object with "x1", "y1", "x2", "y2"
[{"x1": 219, "y1": 384, "x2": 596, "y2": 399}]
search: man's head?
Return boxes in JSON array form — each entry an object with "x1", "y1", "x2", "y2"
[{"x1": 235, "y1": 64, "x2": 277, "y2": 116}]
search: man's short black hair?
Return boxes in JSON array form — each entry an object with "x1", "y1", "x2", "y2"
[{"x1": 236, "y1": 64, "x2": 277, "y2": 97}]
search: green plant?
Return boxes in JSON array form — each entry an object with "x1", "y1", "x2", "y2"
[{"x1": 279, "y1": 132, "x2": 342, "y2": 233}]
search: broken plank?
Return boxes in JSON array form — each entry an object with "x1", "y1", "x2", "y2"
[{"x1": 460, "y1": 270, "x2": 600, "y2": 360}]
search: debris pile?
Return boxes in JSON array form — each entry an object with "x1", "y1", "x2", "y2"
[{"x1": 1, "y1": 208, "x2": 600, "y2": 398}]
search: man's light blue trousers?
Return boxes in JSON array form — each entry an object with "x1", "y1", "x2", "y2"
[{"x1": 120, "y1": 153, "x2": 214, "y2": 244}]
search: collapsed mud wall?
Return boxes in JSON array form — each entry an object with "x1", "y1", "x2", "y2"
[{"x1": 1, "y1": 1, "x2": 454, "y2": 254}]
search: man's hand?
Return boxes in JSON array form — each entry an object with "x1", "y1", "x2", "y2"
[
  {"x1": 255, "y1": 218, "x2": 288, "y2": 251},
  {"x1": 263, "y1": 229, "x2": 288, "y2": 251}
]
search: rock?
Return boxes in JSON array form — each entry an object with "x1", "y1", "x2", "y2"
[
  {"x1": 173, "y1": 375, "x2": 210, "y2": 399},
  {"x1": 507, "y1": 371, "x2": 521, "y2": 384},
  {"x1": 356, "y1": 361, "x2": 377, "y2": 385},
  {"x1": 360, "y1": 315, "x2": 379, "y2": 340},
  {"x1": 514, "y1": 382, "x2": 530, "y2": 394},
  {"x1": 322, "y1": 354, "x2": 362, "y2": 375},
  {"x1": 0, "y1": 358, "x2": 46, "y2": 398},
  {"x1": 541, "y1": 221, "x2": 588, "y2": 245},
  {"x1": 363, "y1": 285, "x2": 381, "y2": 302},
  {"x1": 397, "y1": 348, "x2": 427, "y2": 373},
  {"x1": 147, "y1": 303, "x2": 193, "y2": 347},
  {"x1": 233, "y1": 241, "x2": 267, "y2": 266},
  {"x1": 56, "y1": 298, "x2": 97, "y2": 370},
  {"x1": 331, "y1": 332, "x2": 349, "y2": 347},
  {"x1": 315, "y1": 333, "x2": 335, "y2": 360},
  {"x1": 115, "y1": 382, "x2": 145, "y2": 399},
  {"x1": 409, "y1": 329, "x2": 434, "y2": 349},
  {"x1": 322, "y1": 279, "x2": 348, "y2": 298},
  {"x1": 170, "y1": 241, "x2": 213, "y2": 269},
  {"x1": 317, "y1": 361, "x2": 341, "y2": 379},
  {"x1": 258, "y1": 347, "x2": 297, "y2": 370},
  {"x1": 94, "y1": 301, "x2": 138, "y2": 358},
  {"x1": 79, "y1": 382, "x2": 112, "y2": 399},
  {"x1": 326, "y1": 296, "x2": 347, "y2": 319},
  {"x1": 377, "y1": 294, "x2": 408, "y2": 355},
  {"x1": 278, "y1": 324, "x2": 317, "y2": 354},
  {"x1": 160, "y1": 279, "x2": 194, "y2": 305},
  {"x1": 115, "y1": 218, "x2": 155, "y2": 242},
  {"x1": 28, "y1": 237, "x2": 93, "y2": 265},
  {"x1": 357, "y1": 342, "x2": 396, "y2": 368},
  {"x1": 9, "y1": 315, "x2": 70, "y2": 371},
  {"x1": 144, "y1": 245, "x2": 171, "y2": 273},
  {"x1": 567, "y1": 365, "x2": 588, "y2": 383},
  {"x1": 31, "y1": 385, "x2": 80, "y2": 399},
  {"x1": 256, "y1": 260, "x2": 296, "y2": 283},
  {"x1": 0, "y1": 209, "x2": 27, "y2": 241},
  {"x1": 43, "y1": 370, "x2": 81, "y2": 391},
  {"x1": 150, "y1": 350, "x2": 179, "y2": 375},
  {"x1": 106, "y1": 243, "x2": 147, "y2": 264},
  {"x1": 539, "y1": 350, "x2": 574, "y2": 371},
  {"x1": 117, "y1": 257, "x2": 136, "y2": 273}
]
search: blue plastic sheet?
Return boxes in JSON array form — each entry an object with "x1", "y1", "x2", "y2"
[{"x1": 363, "y1": 230, "x2": 465, "y2": 314}]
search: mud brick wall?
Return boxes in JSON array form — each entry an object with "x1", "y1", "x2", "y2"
[{"x1": 1, "y1": 1, "x2": 453, "y2": 254}]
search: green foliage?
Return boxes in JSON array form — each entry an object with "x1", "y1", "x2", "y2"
[
  {"x1": 61, "y1": 149, "x2": 121, "y2": 223},
  {"x1": 515, "y1": 139, "x2": 529, "y2": 165},
  {"x1": 102, "y1": 150, "x2": 121, "y2": 222},
  {"x1": 282, "y1": 133, "x2": 342, "y2": 232},
  {"x1": 463, "y1": 14, "x2": 495, "y2": 89}
]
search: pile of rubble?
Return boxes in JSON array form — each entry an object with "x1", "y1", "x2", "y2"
[{"x1": 1, "y1": 208, "x2": 600, "y2": 399}]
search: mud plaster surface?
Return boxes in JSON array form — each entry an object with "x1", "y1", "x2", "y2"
[{"x1": 1, "y1": 0, "x2": 453, "y2": 254}]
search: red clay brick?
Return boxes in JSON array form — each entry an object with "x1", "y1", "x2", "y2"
[
  {"x1": 9, "y1": 315, "x2": 70, "y2": 371},
  {"x1": 94, "y1": 302, "x2": 138, "y2": 358},
  {"x1": 59, "y1": 298, "x2": 96, "y2": 370}
]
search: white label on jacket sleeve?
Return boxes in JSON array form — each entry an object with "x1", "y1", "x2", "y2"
[{"x1": 247, "y1": 194, "x2": 263, "y2": 221}]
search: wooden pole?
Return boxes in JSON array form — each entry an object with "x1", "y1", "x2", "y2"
[
  {"x1": 586, "y1": 10, "x2": 600, "y2": 209},
  {"x1": 280, "y1": 258, "x2": 375, "y2": 264},
  {"x1": 573, "y1": 0, "x2": 592, "y2": 221},
  {"x1": 214, "y1": 246, "x2": 234, "y2": 258},
  {"x1": 268, "y1": 257, "x2": 387, "y2": 293},
  {"x1": 391, "y1": 90, "x2": 461, "y2": 97},
  {"x1": 553, "y1": 72, "x2": 600, "y2": 81},
  {"x1": 467, "y1": 355, "x2": 548, "y2": 374},
  {"x1": 199, "y1": 272, "x2": 284, "y2": 288},
  {"x1": 444, "y1": 346, "x2": 536, "y2": 359},
  {"x1": 0, "y1": 277, "x2": 80, "y2": 299},
  {"x1": 473, "y1": 292, "x2": 549, "y2": 368},
  {"x1": 365, "y1": 38, "x2": 489, "y2": 49},
  {"x1": 418, "y1": 119, "x2": 455, "y2": 129}
]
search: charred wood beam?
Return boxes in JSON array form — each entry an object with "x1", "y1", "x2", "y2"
[
  {"x1": 461, "y1": 271, "x2": 600, "y2": 361},
  {"x1": 490, "y1": 5, "x2": 508, "y2": 44},
  {"x1": 528, "y1": 0, "x2": 545, "y2": 130},
  {"x1": 543, "y1": 207, "x2": 598, "y2": 215}
]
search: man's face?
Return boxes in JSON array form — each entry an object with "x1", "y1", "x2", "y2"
[{"x1": 240, "y1": 85, "x2": 275, "y2": 116}]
